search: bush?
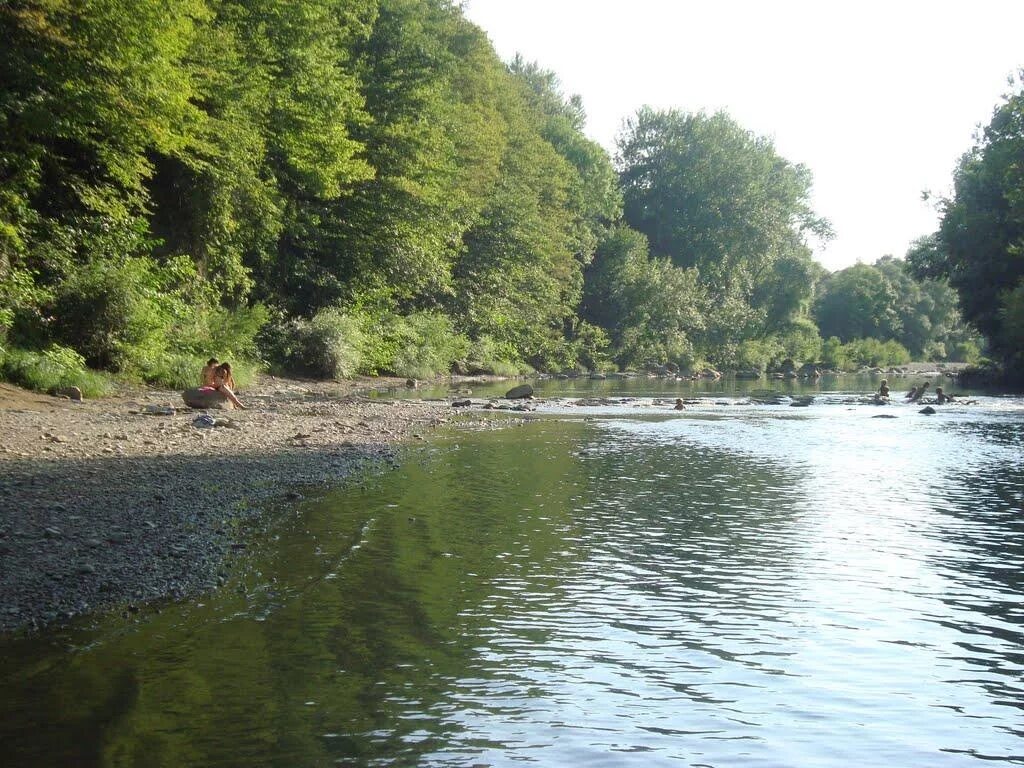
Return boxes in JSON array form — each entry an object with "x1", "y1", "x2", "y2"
[
  {"x1": 48, "y1": 256, "x2": 192, "y2": 372},
  {"x1": 0, "y1": 345, "x2": 112, "y2": 397},
  {"x1": 842, "y1": 337, "x2": 911, "y2": 368},
  {"x1": 378, "y1": 312, "x2": 470, "y2": 379},
  {"x1": 569, "y1": 321, "x2": 611, "y2": 372},
  {"x1": 776, "y1": 319, "x2": 823, "y2": 365},
  {"x1": 262, "y1": 308, "x2": 363, "y2": 379},
  {"x1": 820, "y1": 336, "x2": 850, "y2": 370},
  {"x1": 174, "y1": 303, "x2": 270, "y2": 363},
  {"x1": 947, "y1": 340, "x2": 981, "y2": 364},
  {"x1": 735, "y1": 339, "x2": 777, "y2": 374},
  {"x1": 466, "y1": 335, "x2": 532, "y2": 376}
]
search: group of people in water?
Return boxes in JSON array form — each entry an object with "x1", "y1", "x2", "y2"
[
  {"x1": 876, "y1": 379, "x2": 956, "y2": 405},
  {"x1": 199, "y1": 357, "x2": 245, "y2": 409}
]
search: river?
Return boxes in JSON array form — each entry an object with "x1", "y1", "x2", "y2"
[{"x1": 2, "y1": 376, "x2": 1024, "y2": 766}]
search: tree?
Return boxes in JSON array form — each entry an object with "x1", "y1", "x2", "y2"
[
  {"x1": 615, "y1": 107, "x2": 830, "y2": 363},
  {"x1": 581, "y1": 226, "x2": 703, "y2": 369},
  {"x1": 909, "y1": 75, "x2": 1024, "y2": 369},
  {"x1": 815, "y1": 257, "x2": 979, "y2": 360}
]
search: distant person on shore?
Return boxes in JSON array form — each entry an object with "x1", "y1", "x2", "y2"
[
  {"x1": 908, "y1": 382, "x2": 929, "y2": 403},
  {"x1": 212, "y1": 362, "x2": 246, "y2": 409},
  {"x1": 673, "y1": 398, "x2": 685, "y2": 410},
  {"x1": 200, "y1": 357, "x2": 219, "y2": 386},
  {"x1": 878, "y1": 379, "x2": 890, "y2": 398},
  {"x1": 904, "y1": 385, "x2": 919, "y2": 401},
  {"x1": 935, "y1": 386, "x2": 955, "y2": 404}
]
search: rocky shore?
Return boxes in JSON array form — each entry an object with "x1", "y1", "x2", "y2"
[{"x1": 0, "y1": 376, "x2": 466, "y2": 634}]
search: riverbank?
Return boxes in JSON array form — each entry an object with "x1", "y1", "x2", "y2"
[{"x1": 0, "y1": 375, "x2": 491, "y2": 634}]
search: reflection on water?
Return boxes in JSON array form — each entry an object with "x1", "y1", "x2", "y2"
[{"x1": 2, "y1": 388, "x2": 1024, "y2": 767}]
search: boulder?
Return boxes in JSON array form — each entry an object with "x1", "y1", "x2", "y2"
[
  {"x1": 919, "y1": 406, "x2": 937, "y2": 415},
  {"x1": 504, "y1": 384, "x2": 534, "y2": 399},
  {"x1": 182, "y1": 387, "x2": 235, "y2": 410},
  {"x1": 53, "y1": 386, "x2": 83, "y2": 401}
]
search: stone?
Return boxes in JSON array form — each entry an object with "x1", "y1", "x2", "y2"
[
  {"x1": 919, "y1": 406, "x2": 937, "y2": 415},
  {"x1": 451, "y1": 399, "x2": 472, "y2": 407},
  {"x1": 54, "y1": 386, "x2": 83, "y2": 401},
  {"x1": 182, "y1": 387, "x2": 235, "y2": 410},
  {"x1": 505, "y1": 384, "x2": 534, "y2": 399}
]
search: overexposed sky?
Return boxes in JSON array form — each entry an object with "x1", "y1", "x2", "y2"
[{"x1": 463, "y1": 0, "x2": 1024, "y2": 272}]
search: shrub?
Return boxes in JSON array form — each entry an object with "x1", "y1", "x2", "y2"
[
  {"x1": 380, "y1": 312, "x2": 470, "y2": 379},
  {"x1": 947, "y1": 340, "x2": 981, "y2": 364},
  {"x1": 842, "y1": 337, "x2": 911, "y2": 368},
  {"x1": 776, "y1": 319, "x2": 823, "y2": 365},
  {"x1": 262, "y1": 308, "x2": 363, "y2": 379},
  {"x1": 174, "y1": 303, "x2": 270, "y2": 363},
  {"x1": 466, "y1": 335, "x2": 531, "y2": 376},
  {"x1": 821, "y1": 336, "x2": 851, "y2": 370},
  {"x1": 0, "y1": 345, "x2": 112, "y2": 397},
  {"x1": 736, "y1": 339, "x2": 776, "y2": 374},
  {"x1": 570, "y1": 321, "x2": 611, "y2": 372},
  {"x1": 48, "y1": 256, "x2": 191, "y2": 372}
]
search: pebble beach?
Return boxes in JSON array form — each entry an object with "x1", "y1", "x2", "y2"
[{"x1": 0, "y1": 376, "x2": 462, "y2": 634}]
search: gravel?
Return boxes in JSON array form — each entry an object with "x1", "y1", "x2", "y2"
[{"x1": 0, "y1": 376, "x2": 459, "y2": 634}]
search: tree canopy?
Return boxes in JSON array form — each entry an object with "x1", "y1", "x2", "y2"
[
  {"x1": 0, "y1": 0, "x2": 978, "y2": 386},
  {"x1": 908, "y1": 75, "x2": 1024, "y2": 375}
]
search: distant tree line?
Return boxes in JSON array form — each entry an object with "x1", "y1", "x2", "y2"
[{"x1": 0, "y1": 0, "x2": 993, "y2": 393}]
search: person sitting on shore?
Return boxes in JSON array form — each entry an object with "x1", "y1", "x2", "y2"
[
  {"x1": 878, "y1": 379, "x2": 890, "y2": 398},
  {"x1": 935, "y1": 386, "x2": 955, "y2": 404},
  {"x1": 212, "y1": 362, "x2": 246, "y2": 409},
  {"x1": 201, "y1": 357, "x2": 219, "y2": 386},
  {"x1": 673, "y1": 398, "x2": 685, "y2": 410},
  {"x1": 904, "y1": 385, "x2": 919, "y2": 401},
  {"x1": 908, "y1": 382, "x2": 929, "y2": 403}
]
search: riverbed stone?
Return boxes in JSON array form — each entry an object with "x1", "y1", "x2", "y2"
[
  {"x1": 182, "y1": 387, "x2": 235, "y2": 410},
  {"x1": 505, "y1": 384, "x2": 534, "y2": 399},
  {"x1": 54, "y1": 386, "x2": 83, "y2": 401}
]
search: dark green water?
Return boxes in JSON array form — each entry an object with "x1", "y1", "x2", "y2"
[{"x1": 3, "y1": 380, "x2": 1024, "y2": 766}]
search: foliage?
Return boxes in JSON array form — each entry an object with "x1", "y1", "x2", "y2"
[
  {"x1": 263, "y1": 308, "x2": 363, "y2": 380},
  {"x1": 464, "y1": 335, "x2": 530, "y2": 376},
  {"x1": 0, "y1": 345, "x2": 112, "y2": 397},
  {"x1": 581, "y1": 226, "x2": 702, "y2": 370},
  {"x1": 839, "y1": 338, "x2": 911, "y2": 369},
  {"x1": 361, "y1": 311, "x2": 469, "y2": 379},
  {"x1": 1, "y1": 0, "x2": 991, "y2": 385},
  {"x1": 815, "y1": 256, "x2": 981, "y2": 360},
  {"x1": 908, "y1": 75, "x2": 1024, "y2": 367},
  {"x1": 820, "y1": 336, "x2": 850, "y2": 371}
]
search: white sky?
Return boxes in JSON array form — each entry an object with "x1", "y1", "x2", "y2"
[{"x1": 462, "y1": 0, "x2": 1024, "y2": 272}]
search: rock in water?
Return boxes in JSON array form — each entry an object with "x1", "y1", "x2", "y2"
[
  {"x1": 919, "y1": 406, "x2": 937, "y2": 415},
  {"x1": 182, "y1": 387, "x2": 234, "y2": 410},
  {"x1": 505, "y1": 384, "x2": 534, "y2": 399}
]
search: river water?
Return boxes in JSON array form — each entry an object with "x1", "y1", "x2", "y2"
[{"x1": 3, "y1": 377, "x2": 1024, "y2": 767}]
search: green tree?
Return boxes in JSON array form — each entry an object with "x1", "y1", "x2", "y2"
[
  {"x1": 909, "y1": 75, "x2": 1024, "y2": 371},
  {"x1": 615, "y1": 107, "x2": 830, "y2": 364},
  {"x1": 581, "y1": 226, "x2": 703, "y2": 369}
]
